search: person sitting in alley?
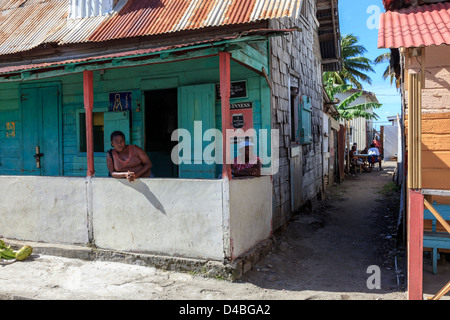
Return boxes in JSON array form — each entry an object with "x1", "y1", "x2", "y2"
[
  {"x1": 232, "y1": 140, "x2": 262, "y2": 177},
  {"x1": 368, "y1": 143, "x2": 382, "y2": 170},
  {"x1": 106, "y1": 131, "x2": 153, "y2": 182},
  {"x1": 372, "y1": 136, "x2": 382, "y2": 153},
  {"x1": 349, "y1": 145, "x2": 370, "y2": 173}
]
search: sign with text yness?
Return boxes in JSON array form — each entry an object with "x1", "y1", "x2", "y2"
[
  {"x1": 109, "y1": 92, "x2": 132, "y2": 112},
  {"x1": 230, "y1": 101, "x2": 253, "y2": 132}
]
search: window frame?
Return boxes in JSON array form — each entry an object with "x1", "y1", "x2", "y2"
[{"x1": 76, "y1": 107, "x2": 108, "y2": 156}]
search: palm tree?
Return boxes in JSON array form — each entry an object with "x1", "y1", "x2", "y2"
[
  {"x1": 324, "y1": 34, "x2": 375, "y2": 90},
  {"x1": 324, "y1": 74, "x2": 382, "y2": 173},
  {"x1": 324, "y1": 75, "x2": 382, "y2": 121},
  {"x1": 374, "y1": 51, "x2": 400, "y2": 90}
]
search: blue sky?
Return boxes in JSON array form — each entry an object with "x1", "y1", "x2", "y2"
[{"x1": 338, "y1": 0, "x2": 401, "y2": 130}]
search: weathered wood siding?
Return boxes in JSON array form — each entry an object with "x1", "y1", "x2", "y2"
[
  {"x1": 269, "y1": 0, "x2": 324, "y2": 229},
  {"x1": 405, "y1": 45, "x2": 450, "y2": 203}
]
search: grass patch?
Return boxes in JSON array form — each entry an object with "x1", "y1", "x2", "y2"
[{"x1": 380, "y1": 181, "x2": 400, "y2": 195}]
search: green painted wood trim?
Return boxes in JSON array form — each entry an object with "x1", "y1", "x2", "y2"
[
  {"x1": 0, "y1": 36, "x2": 271, "y2": 83},
  {"x1": 230, "y1": 42, "x2": 269, "y2": 75}
]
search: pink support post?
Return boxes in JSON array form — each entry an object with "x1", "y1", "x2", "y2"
[
  {"x1": 84, "y1": 70, "x2": 95, "y2": 177},
  {"x1": 408, "y1": 189, "x2": 424, "y2": 300},
  {"x1": 220, "y1": 52, "x2": 232, "y2": 180}
]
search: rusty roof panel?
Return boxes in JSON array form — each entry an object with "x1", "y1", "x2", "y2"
[
  {"x1": 89, "y1": 0, "x2": 302, "y2": 41},
  {"x1": 0, "y1": 0, "x2": 302, "y2": 55},
  {"x1": 0, "y1": 0, "x2": 69, "y2": 54},
  {"x1": 44, "y1": 14, "x2": 111, "y2": 45},
  {"x1": 0, "y1": 0, "x2": 115, "y2": 55}
]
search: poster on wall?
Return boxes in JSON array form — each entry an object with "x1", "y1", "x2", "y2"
[
  {"x1": 109, "y1": 92, "x2": 132, "y2": 112},
  {"x1": 215, "y1": 81, "x2": 247, "y2": 100},
  {"x1": 6, "y1": 122, "x2": 15, "y2": 137}
]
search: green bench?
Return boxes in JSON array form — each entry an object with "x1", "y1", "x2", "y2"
[{"x1": 423, "y1": 202, "x2": 450, "y2": 274}]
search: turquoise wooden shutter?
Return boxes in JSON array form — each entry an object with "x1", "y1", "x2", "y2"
[
  {"x1": 21, "y1": 85, "x2": 61, "y2": 176},
  {"x1": 104, "y1": 111, "x2": 131, "y2": 152},
  {"x1": 300, "y1": 95, "x2": 312, "y2": 144},
  {"x1": 177, "y1": 84, "x2": 216, "y2": 179}
]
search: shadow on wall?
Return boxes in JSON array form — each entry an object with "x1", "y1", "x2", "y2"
[{"x1": 118, "y1": 179, "x2": 167, "y2": 214}]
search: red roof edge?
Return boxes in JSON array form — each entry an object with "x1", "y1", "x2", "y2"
[{"x1": 378, "y1": 2, "x2": 450, "y2": 49}]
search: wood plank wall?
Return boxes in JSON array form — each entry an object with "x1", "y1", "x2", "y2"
[{"x1": 405, "y1": 45, "x2": 450, "y2": 204}]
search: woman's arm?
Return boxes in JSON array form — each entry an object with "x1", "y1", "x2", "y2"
[
  {"x1": 106, "y1": 152, "x2": 135, "y2": 180},
  {"x1": 133, "y1": 146, "x2": 152, "y2": 178}
]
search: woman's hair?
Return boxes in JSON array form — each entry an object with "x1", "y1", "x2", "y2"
[{"x1": 110, "y1": 130, "x2": 125, "y2": 142}]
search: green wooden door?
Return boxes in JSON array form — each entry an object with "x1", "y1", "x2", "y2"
[
  {"x1": 21, "y1": 85, "x2": 61, "y2": 176},
  {"x1": 177, "y1": 84, "x2": 216, "y2": 179}
]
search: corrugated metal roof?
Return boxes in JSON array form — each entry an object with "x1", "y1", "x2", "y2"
[
  {"x1": 378, "y1": 2, "x2": 450, "y2": 48},
  {"x1": 0, "y1": 0, "x2": 66, "y2": 54},
  {"x1": 89, "y1": 0, "x2": 302, "y2": 42},
  {"x1": 0, "y1": 0, "x2": 116, "y2": 55},
  {"x1": 44, "y1": 14, "x2": 111, "y2": 45},
  {"x1": 0, "y1": 0, "x2": 302, "y2": 56}
]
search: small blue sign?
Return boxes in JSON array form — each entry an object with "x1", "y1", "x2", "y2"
[{"x1": 109, "y1": 92, "x2": 132, "y2": 112}]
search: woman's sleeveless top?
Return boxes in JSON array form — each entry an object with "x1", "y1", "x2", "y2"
[{"x1": 112, "y1": 145, "x2": 144, "y2": 173}]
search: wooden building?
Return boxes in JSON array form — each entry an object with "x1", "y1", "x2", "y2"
[
  {"x1": 379, "y1": 0, "x2": 450, "y2": 299},
  {"x1": 0, "y1": 0, "x2": 340, "y2": 276}
]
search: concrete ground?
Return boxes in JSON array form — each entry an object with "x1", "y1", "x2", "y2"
[{"x1": 0, "y1": 161, "x2": 448, "y2": 302}]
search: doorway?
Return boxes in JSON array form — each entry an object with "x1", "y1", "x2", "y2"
[
  {"x1": 21, "y1": 84, "x2": 61, "y2": 176},
  {"x1": 144, "y1": 89, "x2": 178, "y2": 178}
]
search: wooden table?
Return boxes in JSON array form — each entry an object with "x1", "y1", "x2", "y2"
[
  {"x1": 357, "y1": 153, "x2": 382, "y2": 170},
  {"x1": 355, "y1": 154, "x2": 369, "y2": 165}
]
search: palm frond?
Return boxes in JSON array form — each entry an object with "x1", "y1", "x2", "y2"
[
  {"x1": 337, "y1": 91, "x2": 363, "y2": 109},
  {"x1": 326, "y1": 34, "x2": 375, "y2": 89},
  {"x1": 374, "y1": 52, "x2": 390, "y2": 64}
]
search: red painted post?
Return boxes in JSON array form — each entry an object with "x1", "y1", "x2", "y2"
[
  {"x1": 220, "y1": 52, "x2": 232, "y2": 180},
  {"x1": 83, "y1": 70, "x2": 95, "y2": 177},
  {"x1": 408, "y1": 189, "x2": 424, "y2": 300}
]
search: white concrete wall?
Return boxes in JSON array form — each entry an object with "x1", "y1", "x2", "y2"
[
  {"x1": 0, "y1": 176, "x2": 88, "y2": 245},
  {"x1": 229, "y1": 176, "x2": 272, "y2": 258},
  {"x1": 383, "y1": 125, "x2": 399, "y2": 160},
  {"x1": 0, "y1": 176, "x2": 273, "y2": 262},
  {"x1": 91, "y1": 178, "x2": 225, "y2": 260}
]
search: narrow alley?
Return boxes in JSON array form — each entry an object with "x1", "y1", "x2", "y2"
[{"x1": 239, "y1": 160, "x2": 406, "y2": 299}]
